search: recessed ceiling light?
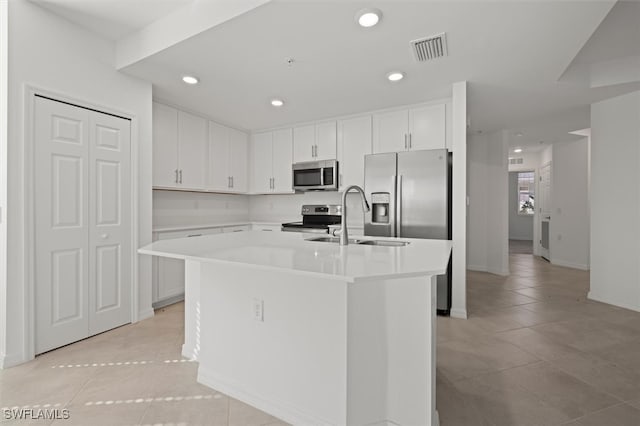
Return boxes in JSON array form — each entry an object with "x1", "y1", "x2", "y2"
[
  {"x1": 271, "y1": 99, "x2": 284, "y2": 107},
  {"x1": 182, "y1": 75, "x2": 199, "y2": 85},
  {"x1": 514, "y1": 148, "x2": 523, "y2": 153},
  {"x1": 356, "y1": 8, "x2": 382, "y2": 28},
  {"x1": 387, "y1": 71, "x2": 404, "y2": 82}
]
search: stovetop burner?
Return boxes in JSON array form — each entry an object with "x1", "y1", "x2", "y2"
[{"x1": 281, "y1": 204, "x2": 342, "y2": 233}]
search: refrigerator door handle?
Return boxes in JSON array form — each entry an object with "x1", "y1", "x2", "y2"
[{"x1": 396, "y1": 175, "x2": 403, "y2": 237}]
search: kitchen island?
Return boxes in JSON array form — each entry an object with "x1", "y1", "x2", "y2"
[{"x1": 139, "y1": 231, "x2": 451, "y2": 426}]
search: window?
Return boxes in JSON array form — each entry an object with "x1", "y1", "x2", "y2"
[{"x1": 517, "y1": 171, "x2": 535, "y2": 215}]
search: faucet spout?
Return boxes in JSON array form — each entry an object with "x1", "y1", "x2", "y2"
[{"x1": 336, "y1": 185, "x2": 370, "y2": 246}]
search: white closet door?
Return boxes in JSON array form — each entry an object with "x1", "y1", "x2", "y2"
[
  {"x1": 88, "y1": 111, "x2": 132, "y2": 335},
  {"x1": 35, "y1": 96, "x2": 90, "y2": 354}
]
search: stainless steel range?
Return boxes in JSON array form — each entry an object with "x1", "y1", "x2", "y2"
[{"x1": 281, "y1": 205, "x2": 342, "y2": 234}]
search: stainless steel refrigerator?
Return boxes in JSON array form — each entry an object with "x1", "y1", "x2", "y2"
[{"x1": 364, "y1": 149, "x2": 452, "y2": 315}]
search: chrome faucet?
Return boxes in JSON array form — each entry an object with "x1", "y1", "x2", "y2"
[{"x1": 334, "y1": 185, "x2": 370, "y2": 246}]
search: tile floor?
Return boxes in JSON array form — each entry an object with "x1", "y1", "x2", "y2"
[
  {"x1": 1, "y1": 252, "x2": 640, "y2": 425},
  {"x1": 437, "y1": 253, "x2": 640, "y2": 426}
]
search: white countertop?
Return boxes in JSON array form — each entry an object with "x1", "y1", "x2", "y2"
[
  {"x1": 139, "y1": 230, "x2": 452, "y2": 283},
  {"x1": 153, "y1": 221, "x2": 283, "y2": 233}
]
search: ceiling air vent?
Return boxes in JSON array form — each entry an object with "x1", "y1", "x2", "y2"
[
  {"x1": 509, "y1": 158, "x2": 524, "y2": 165},
  {"x1": 411, "y1": 33, "x2": 448, "y2": 62}
]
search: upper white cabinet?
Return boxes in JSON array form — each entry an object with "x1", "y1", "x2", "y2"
[
  {"x1": 408, "y1": 104, "x2": 446, "y2": 151},
  {"x1": 152, "y1": 102, "x2": 207, "y2": 190},
  {"x1": 337, "y1": 116, "x2": 372, "y2": 191},
  {"x1": 251, "y1": 129, "x2": 293, "y2": 193},
  {"x1": 153, "y1": 103, "x2": 179, "y2": 188},
  {"x1": 293, "y1": 121, "x2": 337, "y2": 163},
  {"x1": 208, "y1": 121, "x2": 248, "y2": 193},
  {"x1": 372, "y1": 103, "x2": 446, "y2": 154},
  {"x1": 272, "y1": 128, "x2": 294, "y2": 192}
]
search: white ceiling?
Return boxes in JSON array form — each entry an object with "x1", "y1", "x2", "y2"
[
  {"x1": 30, "y1": 0, "x2": 194, "y2": 40},
  {"x1": 31, "y1": 0, "x2": 640, "y2": 136}
]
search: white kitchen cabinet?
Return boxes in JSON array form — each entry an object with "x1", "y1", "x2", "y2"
[
  {"x1": 153, "y1": 227, "x2": 223, "y2": 306},
  {"x1": 153, "y1": 102, "x2": 179, "y2": 188},
  {"x1": 252, "y1": 129, "x2": 293, "y2": 193},
  {"x1": 408, "y1": 103, "x2": 446, "y2": 151},
  {"x1": 372, "y1": 103, "x2": 446, "y2": 154},
  {"x1": 373, "y1": 109, "x2": 408, "y2": 154},
  {"x1": 208, "y1": 121, "x2": 248, "y2": 193},
  {"x1": 293, "y1": 121, "x2": 337, "y2": 162},
  {"x1": 252, "y1": 131, "x2": 274, "y2": 193},
  {"x1": 316, "y1": 121, "x2": 337, "y2": 160},
  {"x1": 229, "y1": 128, "x2": 249, "y2": 192},
  {"x1": 272, "y1": 128, "x2": 294, "y2": 192},
  {"x1": 337, "y1": 115, "x2": 372, "y2": 190},
  {"x1": 178, "y1": 111, "x2": 208, "y2": 189},
  {"x1": 293, "y1": 125, "x2": 315, "y2": 163},
  {"x1": 251, "y1": 224, "x2": 282, "y2": 232},
  {"x1": 222, "y1": 225, "x2": 250, "y2": 233},
  {"x1": 152, "y1": 102, "x2": 207, "y2": 190}
]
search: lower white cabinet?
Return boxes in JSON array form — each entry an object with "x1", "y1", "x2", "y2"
[
  {"x1": 152, "y1": 227, "x2": 222, "y2": 306},
  {"x1": 251, "y1": 224, "x2": 282, "y2": 232},
  {"x1": 222, "y1": 225, "x2": 251, "y2": 233}
]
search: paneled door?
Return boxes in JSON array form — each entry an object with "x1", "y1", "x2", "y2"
[
  {"x1": 35, "y1": 96, "x2": 131, "y2": 354},
  {"x1": 88, "y1": 110, "x2": 131, "y2": 335}
]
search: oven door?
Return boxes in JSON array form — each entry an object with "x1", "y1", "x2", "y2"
[{"x1": 292, "y1": 160, "x2": 338, "y2": 191}]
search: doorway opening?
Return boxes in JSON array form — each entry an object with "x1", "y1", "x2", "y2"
[{"x1": 508, "y1": 171, "x2": 535, "y2": 255}]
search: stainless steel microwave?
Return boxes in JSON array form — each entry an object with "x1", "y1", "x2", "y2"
[{"x1": 292, "y1": 160, "x2": 339, "y2": 191}]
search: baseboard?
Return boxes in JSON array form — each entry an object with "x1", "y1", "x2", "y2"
[
  {"x1": 198, "y1": 366, "x2": 334, "y2": 426},
  {"x1": 551, "y1": 259, "x2": 589, "y2": 271},
  {"x1": 467, "y1": 265, "x2": 509, "y2": 276},
  {"x1": 181, "y1": 344, "x2": 198, "y2": 361},
  {"x1": 588, "y1": 291, "x2": 640, "y2": 313},
  {"x1": 467, "y1": 265, "x2": 487, "y2": 272},
  {"x1": 137, "y1": 307, "x2": 154, "y2": 322},
  {"x1": 152, "y1": 293, "x2": 184, "y2": 309},
  {"x1": 450, "y1": 308, "x2": 468, "y2": 319},
  {"x1": 487, "y1": 267, "x2": 509, "y2": 276},
  {"x1": 0, "y1": 351, "x2": 27, "y2": 369}
]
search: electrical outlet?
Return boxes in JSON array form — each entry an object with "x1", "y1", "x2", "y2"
[{"x1": 252, "y1": 299, "x2": 264, "y2": 322}]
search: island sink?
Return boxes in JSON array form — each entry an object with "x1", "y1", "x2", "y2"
[{"x1": 307, "y1": 236, "x2": 410, "y2": 246}]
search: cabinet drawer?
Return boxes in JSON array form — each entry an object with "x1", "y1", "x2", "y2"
[{"x1": 222, "y1": 225, "x2": 250, "y2": 233}]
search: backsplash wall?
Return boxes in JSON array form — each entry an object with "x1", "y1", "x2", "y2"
[
  {"x1": 249, "y1": 191, "x2": 367, "y2": 226},
  {"x1": 153, "y1": 190, "x2": 250, "y2": 228},
  {"x1": 153, "y1": 190, "x2": 367, "y2": 229}
]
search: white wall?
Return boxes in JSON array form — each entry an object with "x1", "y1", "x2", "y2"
[
  {"x1": 0, "y1": 0, "x2": 8, "y2": 366},
  {"x1": 467, "y1": 131, "x2": 510, "y2": 276},
  {"x1": 550, "y1": 139, "x2": 590, "y2": 270},
  {"x1": 508, "y1": 150, "x2": 540, "y2": 172},
  {"x1": 590, "y1": 90, "x2": 640, "y2": 312},
  {"x1": 508, "y1": 172, "x2": 534, "y2": 241},
  {"x1": 3, "y1": 0, "x2": 153, "y2": 367},
  {"x1": 154, "y1": 191, "x2": 250, "y2": 228},
  {"x1": 249, "y1": 192, "x2": 367, "y2": 226}
]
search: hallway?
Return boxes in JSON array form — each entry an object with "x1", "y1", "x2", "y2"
[{"x1": 436, "y1": 252, "x2": 640, "y2": 425}]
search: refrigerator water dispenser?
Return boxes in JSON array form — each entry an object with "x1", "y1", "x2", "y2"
[{"x1": 371, "y1": 193, "x2": 390, "y2": 224}]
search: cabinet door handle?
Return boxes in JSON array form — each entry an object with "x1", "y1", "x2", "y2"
[
  {"x1": 231, "y1": 176, "x2": 234, "y2": 188},
  {"x1": 404, "y1": 134, "x2": 408, "y2": 149},
  {"x1": 409, "y1": 133, "x2": 412, "y2": 149},
  {"x1": 175, "y1": 169, "x2": 179, "y2": 184},
  {"x1": 339, "y1": 173, "x2": 343, "y2": 188},
  {"x1": 187, "y1": 233, "x2": 203, "y2": 238},
  {"x1": 179, "y1": 169, "x2": 183, "y2": 184}
]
